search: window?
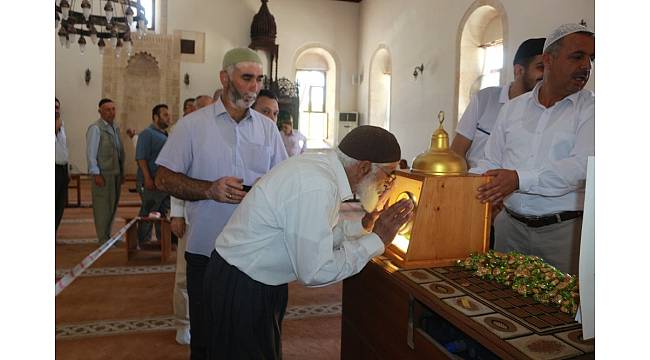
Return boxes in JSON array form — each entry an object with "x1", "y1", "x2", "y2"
[
  {"x1": 479, "y1": 41, "x2": 503, "y2": 89},
  {"x1": 296, "y1": 70, "x2": 327, "y2": 143},
  {"x1": 129, "y1": 0, "x2": 155, "y2": 31}
]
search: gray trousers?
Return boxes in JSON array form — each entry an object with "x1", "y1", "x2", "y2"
[
  {"x1": 91, "y1": 174, "x2": 122, "y2": 244},
  {"x1": 137, "y1": 182, "x2": 170, "y2": 242},
  {"x1": 494, "y1": 210, "x2": 583, "y2": 275}
]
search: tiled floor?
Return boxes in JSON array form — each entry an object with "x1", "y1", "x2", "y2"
[{"x1": 55, "y1": 179, "x2": 355, "y2": 359}]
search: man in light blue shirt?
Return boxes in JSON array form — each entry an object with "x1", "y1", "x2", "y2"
[
  {"x1": 86, "y1": 98, "x2": 125, "y2": 244},
  {"x1": 155, "y1": 48, "x2": 287, "y2": 360}
]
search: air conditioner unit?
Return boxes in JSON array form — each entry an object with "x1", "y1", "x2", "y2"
[
  {"x1": 339, "y1": 112, "x2": 359, "y2": 123},
  {"x1": 338, "y1": 112, "x2": 359, "y2": 143}
]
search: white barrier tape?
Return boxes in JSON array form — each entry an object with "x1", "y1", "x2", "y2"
[{"x1": 55, "y1": 217, "x2": 139, "y2": 296}]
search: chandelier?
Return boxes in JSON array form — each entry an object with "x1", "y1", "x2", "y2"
[{"x1": 55, "y1": 0, "x2": 148, "y2": 57}]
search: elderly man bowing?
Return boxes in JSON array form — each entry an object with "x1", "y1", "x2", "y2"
[
  {"x1": 203, "y1": 126, "x2": 414, "y2": 359},
  {"x1": 470, "y1": 24, "x2": 595, "y2": 275},
  {"x1": 155, "y1": 48, "x2": 287, "y2": 360}
]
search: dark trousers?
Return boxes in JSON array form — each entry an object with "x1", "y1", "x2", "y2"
[
  {"x1": 55, "y1": 164, "x2": 69, "y2": 232},
  {"x1": 186, "y1": 252, "x2": 210, "y2": 360},
  {"x1": 204, "y1": 250, "x2": 288, "y2": 360},
  {"x1": 136, "y1": 182, "x2": 170, "y2": 242}
]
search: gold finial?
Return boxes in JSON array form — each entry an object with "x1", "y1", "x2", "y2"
[{"x1": 411, "y1": 109, "x2": 467, "y2": 175}]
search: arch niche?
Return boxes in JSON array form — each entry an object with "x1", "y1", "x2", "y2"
[
  {"x1": 455, "y1": 0, "x2": 508, "y2": 126},
  {"x1": 292, "y1": 45, "x2": 339, "y2": 147}
]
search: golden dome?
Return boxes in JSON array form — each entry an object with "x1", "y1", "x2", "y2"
[{"x1": 411, "y1": 111, "x2": 468, "y2": 175}]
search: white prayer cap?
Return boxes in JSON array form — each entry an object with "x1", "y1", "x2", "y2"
[{"x1": 543, "y1": 23, "x2": 594, "y2": 53}]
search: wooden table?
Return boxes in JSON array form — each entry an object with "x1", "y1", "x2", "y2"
[
  {"x1": 341, "y1": 257, "x2": 594, "y2": 360},
  {"x1": 125, "y1": 217, "x2": 173, "y2": 263}
]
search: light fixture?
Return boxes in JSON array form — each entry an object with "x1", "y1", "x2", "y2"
[
  {"x1": 55, "y1": 0, "x2": 147, "y2": 56},
  {"x1": 85, "y1": 68, "x2": 92, "y2": 85},
  {"x1": 81, "y1": 0, "x2": 92, "y2": 21},
  {"x1": 78, "y1": 35, "x2": 87, "y2": 54},
  {"x1": 98, "y1": 38, "x2": 106, "y2": 56},
  {"x1": 184, "y1": 73, "x2": 190, "y2": 86},
  {"x1": 413, "y1": 64, "x2": 424, "y2": 79}
]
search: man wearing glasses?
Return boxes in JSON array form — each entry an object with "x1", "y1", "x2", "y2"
[{"x1": 202, "y1": 125, "x2": 414, "y2": 360}]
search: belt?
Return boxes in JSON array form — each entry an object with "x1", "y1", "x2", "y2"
[{"x1": 505, "y1": 208, "x2": 583, "y2": 228}]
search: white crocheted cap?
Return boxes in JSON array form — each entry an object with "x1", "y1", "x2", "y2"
[{"x1": 543, "y1": 23, "x2": 594, "y2": 52}]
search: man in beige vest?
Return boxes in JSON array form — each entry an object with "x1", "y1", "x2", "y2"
[{"x1": 86, "y1": 98, "x2": 125, "y2": 244}]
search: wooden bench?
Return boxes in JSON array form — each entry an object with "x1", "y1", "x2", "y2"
[{"x1": 125, "y1": 217, "x2": 173, "y2": 263}]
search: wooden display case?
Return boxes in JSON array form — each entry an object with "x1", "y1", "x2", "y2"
[
  {"x1": 341, "y1": 258, "x2": 594, "y2": 360},
  {"x1": 384, "y1": 170, "x2": 490, "y2": 268}
]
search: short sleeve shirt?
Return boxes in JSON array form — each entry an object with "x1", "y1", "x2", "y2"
[
  {"x1": 456, "y1": 85, "x2": 509, "y2": 168},
  {"x1": 135, "y1": 124, "x2": 168, "y2": 183}
]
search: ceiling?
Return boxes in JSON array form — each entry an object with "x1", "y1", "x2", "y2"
[{"x1": 335, "y1": 0, "x2": 362, "y2": 3}]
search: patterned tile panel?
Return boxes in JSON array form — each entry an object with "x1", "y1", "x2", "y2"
[
  {"x1": 56, "y1": 303, "x2": 343, "y2": 339},
  {"x1": 56, "y1": 236, "x2": 125, "y2": 245},
  {"x1": 55, "y1": 264, "x2": 176, "y2": 278}
]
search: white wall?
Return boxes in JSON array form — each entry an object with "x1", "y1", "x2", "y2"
[
  {"x1": 55, "y1": 34, "x2": 104, "y2": 173},
  {"x1": 56, "y1": 0, "x2": 595, "y2": 171},
  {"x1": 55, "y1": 0, "x2": 360, "y2": 172},
  {"x1": 357, "y1": 0, "x2": 595, "y2": 163}
]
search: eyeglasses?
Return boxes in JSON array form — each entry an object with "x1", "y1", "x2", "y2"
[{"x1": 375, "y1": 165, "x2": 396, "y2": 189}]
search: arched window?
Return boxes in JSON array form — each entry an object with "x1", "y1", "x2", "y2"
[
  {"x1": 455, "y1": 1, "x2": 508, "y2": 123},
  {"x1": 368, "y1": 46, "x2": 392, "y2": 130},
  {"x1": 294, "y1": 47, "x2": 338, "y2": 149}
]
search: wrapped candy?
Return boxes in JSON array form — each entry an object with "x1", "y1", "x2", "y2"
[{"x1": 457, "y1": 250, "x2": 580, "y2": 316}]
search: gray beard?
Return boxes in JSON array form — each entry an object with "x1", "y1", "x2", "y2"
[
  {"x1": 357, "y1": 174, "x2": 381, "y2": 213},
  {"x1": 227, "y1": 84, "x2": 256, "y2": 110}
]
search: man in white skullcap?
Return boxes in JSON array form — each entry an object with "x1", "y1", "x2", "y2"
[
  {"x1": 155, "y1": 47, "x2": 288, "y2": 359},
  {"x1": 470, "y1": 23, "x2": 595, "y2": 275},
  {"x1": 203, "y1": 125, "x2": 414, "y2": 359}
]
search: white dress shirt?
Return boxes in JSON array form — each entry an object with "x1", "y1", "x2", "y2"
[
  {"x1": 281, "y1": 130, "x2": 307, "y2": 157},
  {"x1": 470, "y1": 82, "x2": 595, "y2": 216},
  {"x1": 214, "y1": 150, "x2": 385, "y2": 286},
  {"x1": 456, "y1": 84, "x2": 509, "y2": 169},
  {"x1": 55, "y1": 124, "x2": 69, "y2": 165}
]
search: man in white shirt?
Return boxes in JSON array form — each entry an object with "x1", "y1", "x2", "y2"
[
  {"x1": 451, "y1": 37, "x2": 546, "y2": 169},
  {"x1": 470, "y1": 24, "x2": 595, "y2": 274},
  {"x1": 452, "y1": 37, "x2": 545, "y2": 249},
  {"x1": 279, "y1": 116, "x2": 307, "y2": 157},
  {"x1": 55, "y1": 98, "x2": 69, "y2": 233},
  {"x1": 169, "y1": 93, "x2": 207, "y2": 345},
  {"x1": 203, "y1": 125, "x2": 414, "y2": 359}
]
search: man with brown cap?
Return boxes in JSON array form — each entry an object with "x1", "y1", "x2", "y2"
[
  {"x1": 155, "y1": 47, "x2": 287, "y2": 359},
  {"x1": 203, "y1": 125, "x2": 414, "y2": 359},
  {"x1": 470, "y1": 24, "x2": 595, "y2": 274}
]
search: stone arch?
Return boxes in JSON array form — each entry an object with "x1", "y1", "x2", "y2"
[
  {"x1": 292, "y1": 43, "x2": 341, "y2": 147},
  {"x1": 102, "y1": 34, "x2": 180, "y2": 174},
  {"x1": 454, "y1": 0, "x2": 508, "y2": 128},
  {"x1": 368, "y1": 45, "x2": 392, "y2": 130}
]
